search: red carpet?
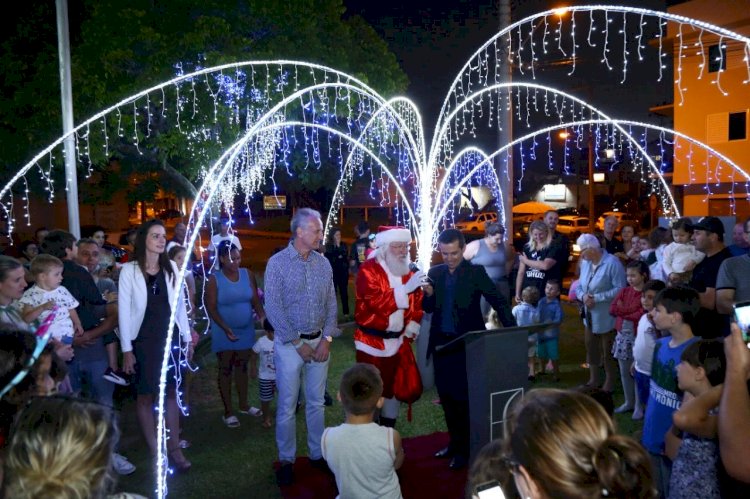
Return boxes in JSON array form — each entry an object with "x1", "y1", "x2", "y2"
[{"x1": 276, "y1": 432, "x2": 468, "y2": 498}]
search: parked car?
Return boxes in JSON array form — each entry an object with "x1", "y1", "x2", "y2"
[
  {"x1": 454, "y1": 211, "x2": 497, "y2": 233},
  {"x1": 157, "y1": 208, "x2": 184, "y2": 221},
  {"x1": 556, "y1": 207, "x2": 581, "y2": 218},
  {"x1": 556, "y1": 216, "x2": 591, "y2": 239},
  {"x1": 595, "y1": 211, "x2": 639, "y2": 232}
]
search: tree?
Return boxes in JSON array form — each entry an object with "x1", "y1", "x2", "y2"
[{"x1": 0, "y1": 0, "x2": 408, "y2": 209}]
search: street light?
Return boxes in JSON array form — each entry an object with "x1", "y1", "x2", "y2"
[{"x1": 559, "y1": 128, "x2": 596, "y2": 232}]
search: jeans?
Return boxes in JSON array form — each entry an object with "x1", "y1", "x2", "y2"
[
  {"x1": 274, "y1": 339, "x2": 330, "y2": 463},
  {"x1": 68, "y1": 357, "x2": 114, "y2": 407}
]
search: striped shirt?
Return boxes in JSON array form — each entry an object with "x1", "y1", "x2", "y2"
[{"x1": 264, "y1": 242, "x2": 339, "y2": 344}]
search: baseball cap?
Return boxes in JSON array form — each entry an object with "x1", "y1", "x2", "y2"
[{"x1": 691, "y1": 216, "x2": 724, "y2": 237}]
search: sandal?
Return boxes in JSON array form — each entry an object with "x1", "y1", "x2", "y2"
[
  {"x1": 262, "y1": 420, "x2": 273, "y2": 429},
  {"x1": 222, "y1": 415, "x2": 240, "y2": 428}
]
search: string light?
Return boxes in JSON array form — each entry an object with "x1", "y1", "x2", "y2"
[{"x1": 2, "y1": 7, "x2": 750, "y2": 497}]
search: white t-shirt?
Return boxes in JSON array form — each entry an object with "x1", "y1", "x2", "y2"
[
  {"x1": 663, "y1": 241, "x2": 705, "y2": 275},
  {"x1": 633, "y1": 313, "x2": 659, "y2": 375},
  {"x1": 252, "y1": 335, "x2": 275, "y2": 380},
  {"x1": 19, "y1": 285, "x2": 79, "y2": 341}
]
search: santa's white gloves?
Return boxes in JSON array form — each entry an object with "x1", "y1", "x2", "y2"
[{"x1": 404, "y1": 270, "x2": 427, "y2": 294}]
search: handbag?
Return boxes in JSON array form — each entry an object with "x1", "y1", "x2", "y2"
[{"x1": 392, "y1": 340, "x2": 423, "y2": 421}]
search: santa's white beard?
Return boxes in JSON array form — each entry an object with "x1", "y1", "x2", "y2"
[{"x1": 384, "y1": 251, "x2": 410, "y2": 276}]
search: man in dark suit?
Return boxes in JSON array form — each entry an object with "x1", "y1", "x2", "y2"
[{"x1": 422, "y1": 229, "x2": 515, "y2": 469}]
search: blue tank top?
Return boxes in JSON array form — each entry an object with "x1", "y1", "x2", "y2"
[
  {"x1": 210, "y1": 268, "x2": 257, "y2": 352},
  {"x1": 471, "y1": 239, "x2": 507, "y2": 281}
]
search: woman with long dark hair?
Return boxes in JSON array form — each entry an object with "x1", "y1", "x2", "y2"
[{"x1": 118, "y1": 219, "x2": 193, "y2": 471}]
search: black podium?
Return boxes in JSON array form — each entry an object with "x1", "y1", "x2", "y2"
[{"x1": 436, "y1": 322, "x2": 557, "y2": 460}]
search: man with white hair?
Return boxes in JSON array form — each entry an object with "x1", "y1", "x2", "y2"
[{"x1": 354, "y1": 226, "x2": 426, "y2": 428}]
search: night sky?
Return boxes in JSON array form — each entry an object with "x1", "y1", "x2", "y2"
[{"x1": 343, "y1": 0, "x2": 676, "y2": 135}]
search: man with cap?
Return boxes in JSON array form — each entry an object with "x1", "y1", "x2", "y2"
[
  {"x1": 207, "y1": 215, "x2": 243, "y2": 270},
  {"x1": 354, "y1": 226, "x2": 426, "y2": 428},
  {"x1": 689, "y1": 216, "x2": 732, "y2": 338}
]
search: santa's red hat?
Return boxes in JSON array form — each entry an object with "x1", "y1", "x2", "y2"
[{"x1": 375, "y1": 226, "x2": 411, "y2": 248}]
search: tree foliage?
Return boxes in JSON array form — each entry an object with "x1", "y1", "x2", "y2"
[{"x1": 0, "y1": 0, "x2": 408, "y2": 208}]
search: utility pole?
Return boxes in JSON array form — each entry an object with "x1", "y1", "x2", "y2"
[
  {"x1": 498, "y1": 0, "x2": 513, "y2": 236},
  {"x1": 56, "y1": 0, "x2": 80, "y2": 238},
  {"x1": 588, "y1": 130, "x2": 595, "y2": 233}
]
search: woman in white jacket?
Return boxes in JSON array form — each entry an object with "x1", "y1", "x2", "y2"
[{"x1": 118, "y1": 219, "x2": 193, "y2": 472}]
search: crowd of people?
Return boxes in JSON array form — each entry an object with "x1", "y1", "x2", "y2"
[{"x1": 1, "y1": 210, "x2": 750, "y2": 499}]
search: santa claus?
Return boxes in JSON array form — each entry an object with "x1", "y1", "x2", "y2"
[{"x1": 354, "y1": 226, "x2": 426, "y2": 427}]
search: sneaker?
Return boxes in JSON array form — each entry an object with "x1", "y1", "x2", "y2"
[
  {"x1": 112, "y1": 453, "x2": 136, "y2": 475},
  {"x1": 276, "y1": 462, "x2": 294, "y2": 486},
  {"x1": 103, "y1": 367, "x2": 130, "y2": 386}
]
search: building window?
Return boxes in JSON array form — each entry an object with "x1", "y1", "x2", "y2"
[
  {"x1": 708, "y1": 44, "x2": 726, "y2": 73},
  {"x1": 729, "y1": 111, "x2": 747, "y2": 141}
]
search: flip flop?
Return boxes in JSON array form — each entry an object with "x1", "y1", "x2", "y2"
[{"x1": 222, "y1": 415, "x2": 240, "y2": 428}]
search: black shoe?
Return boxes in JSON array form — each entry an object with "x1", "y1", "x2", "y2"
[
  {"x1": 449, "y1": 455, "x2": 468, "y2": 470},
  {"x1": 309, "y1": 457, "x2": 332, "y2": 475},
  {"x1": 276, "y1": 462, "x2": 294, "y2": 486},
  {"x1": 324, "y1": 391, "x2": 333, "y2": 406},
  {"x1": 434, "y1": 446, "x2": 453, "y2": 459},
  {"x1": 103, "y1": 367, "x2": 130, "y2": 386}
]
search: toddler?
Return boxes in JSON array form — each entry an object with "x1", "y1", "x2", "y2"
[
  {"x1": 609, "y1": 260, "x2": 649, "y2": 414},
  {"x1": 626, "y1": 235, "x2": 642, "y2": 260},
  {"x1": 536, "y1": 280, "x2": 563, "y2": 381},
  {"x1": 512, "y1": 286, "x2": 540, "y2": 381},
  {"x1": 251, "y1": 318, "x2": 277, "y2": 428},
  {"x1": 322, "y1": 363, "x2": 404, "y2": 499},
  {"x1": 20, "y1": 254, "x2": 82, "y2": 344},
  {"x1": 641, "y1": 226, "x2": 669, "y2": 282},
  {"x1": 668, "y1": 339, "x2": 725, "y2": 499},
  {"x1": 631, "y1": 279, "x2": 666, "y2": 420},
  {"x1": 663, "y1": 217, "x2": 704, "y2": 285}
]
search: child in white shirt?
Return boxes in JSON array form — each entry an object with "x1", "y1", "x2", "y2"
[
  {"x1": 663, "y1": 218, "x2": 704, "y2": 285},
  {"x1": 20, "y1": 254, "x2": 82, "y2": 343},
  {"x1": 251, "y1": 319, "x2": 277, "y2": 428}
]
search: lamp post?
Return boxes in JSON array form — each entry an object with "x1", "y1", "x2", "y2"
[{"x1": 588, "y1": 130, "x2": 595, "y2": 233}]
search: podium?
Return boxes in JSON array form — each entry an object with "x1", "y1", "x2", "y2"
[{"x1": 435, "y1": 322, "x2": 557, "y2": 459}]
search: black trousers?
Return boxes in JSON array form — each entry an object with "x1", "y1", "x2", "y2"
[
  {"x1": 332, "y1": 270, "x2": 350, "y2": 315},
  {"x1": 433, "y1": 334, "x2": 470, "y2": 458}
]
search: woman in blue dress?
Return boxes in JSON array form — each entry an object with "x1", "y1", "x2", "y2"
[{"x1": 205, "y1": 241, "x2": 266, "y2": 428}]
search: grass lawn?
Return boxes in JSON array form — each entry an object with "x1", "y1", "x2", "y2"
[{"x1": 115, "y1": 299, "x2": 642, "y2": 498}]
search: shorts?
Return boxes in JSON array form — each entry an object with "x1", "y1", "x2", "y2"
[
  {"x1": 102, "y1": 330, "x2": 118, "y2": 346},
  {"x1": 527, "y1": 333, "x2": 538, "y2": 358},
  {"x1": 259, "y1": 378, "x2": 276, "y2": 402},
  {"x1": 536, "y1": 338, "x2": 559, "y2": 361}
]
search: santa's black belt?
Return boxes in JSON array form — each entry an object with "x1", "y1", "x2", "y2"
[{"x1": 357, "y1": 324, "x2": 402, "y2": 339}]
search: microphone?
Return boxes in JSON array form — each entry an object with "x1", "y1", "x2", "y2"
[{"x1": 408, "y1": 263, "x2": 420, "y2": 273}]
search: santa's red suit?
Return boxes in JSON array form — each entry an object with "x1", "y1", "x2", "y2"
[{"x1": 354, "y1": 255, "x2": 424, "y2": 403}]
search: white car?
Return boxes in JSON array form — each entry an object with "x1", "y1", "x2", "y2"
[
  {"x1": 454, "y1": 212, "x2": 498, "y2": 232},
  {"x1": 556, "y1": 216, "x2": 591, "y2": 238}
]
